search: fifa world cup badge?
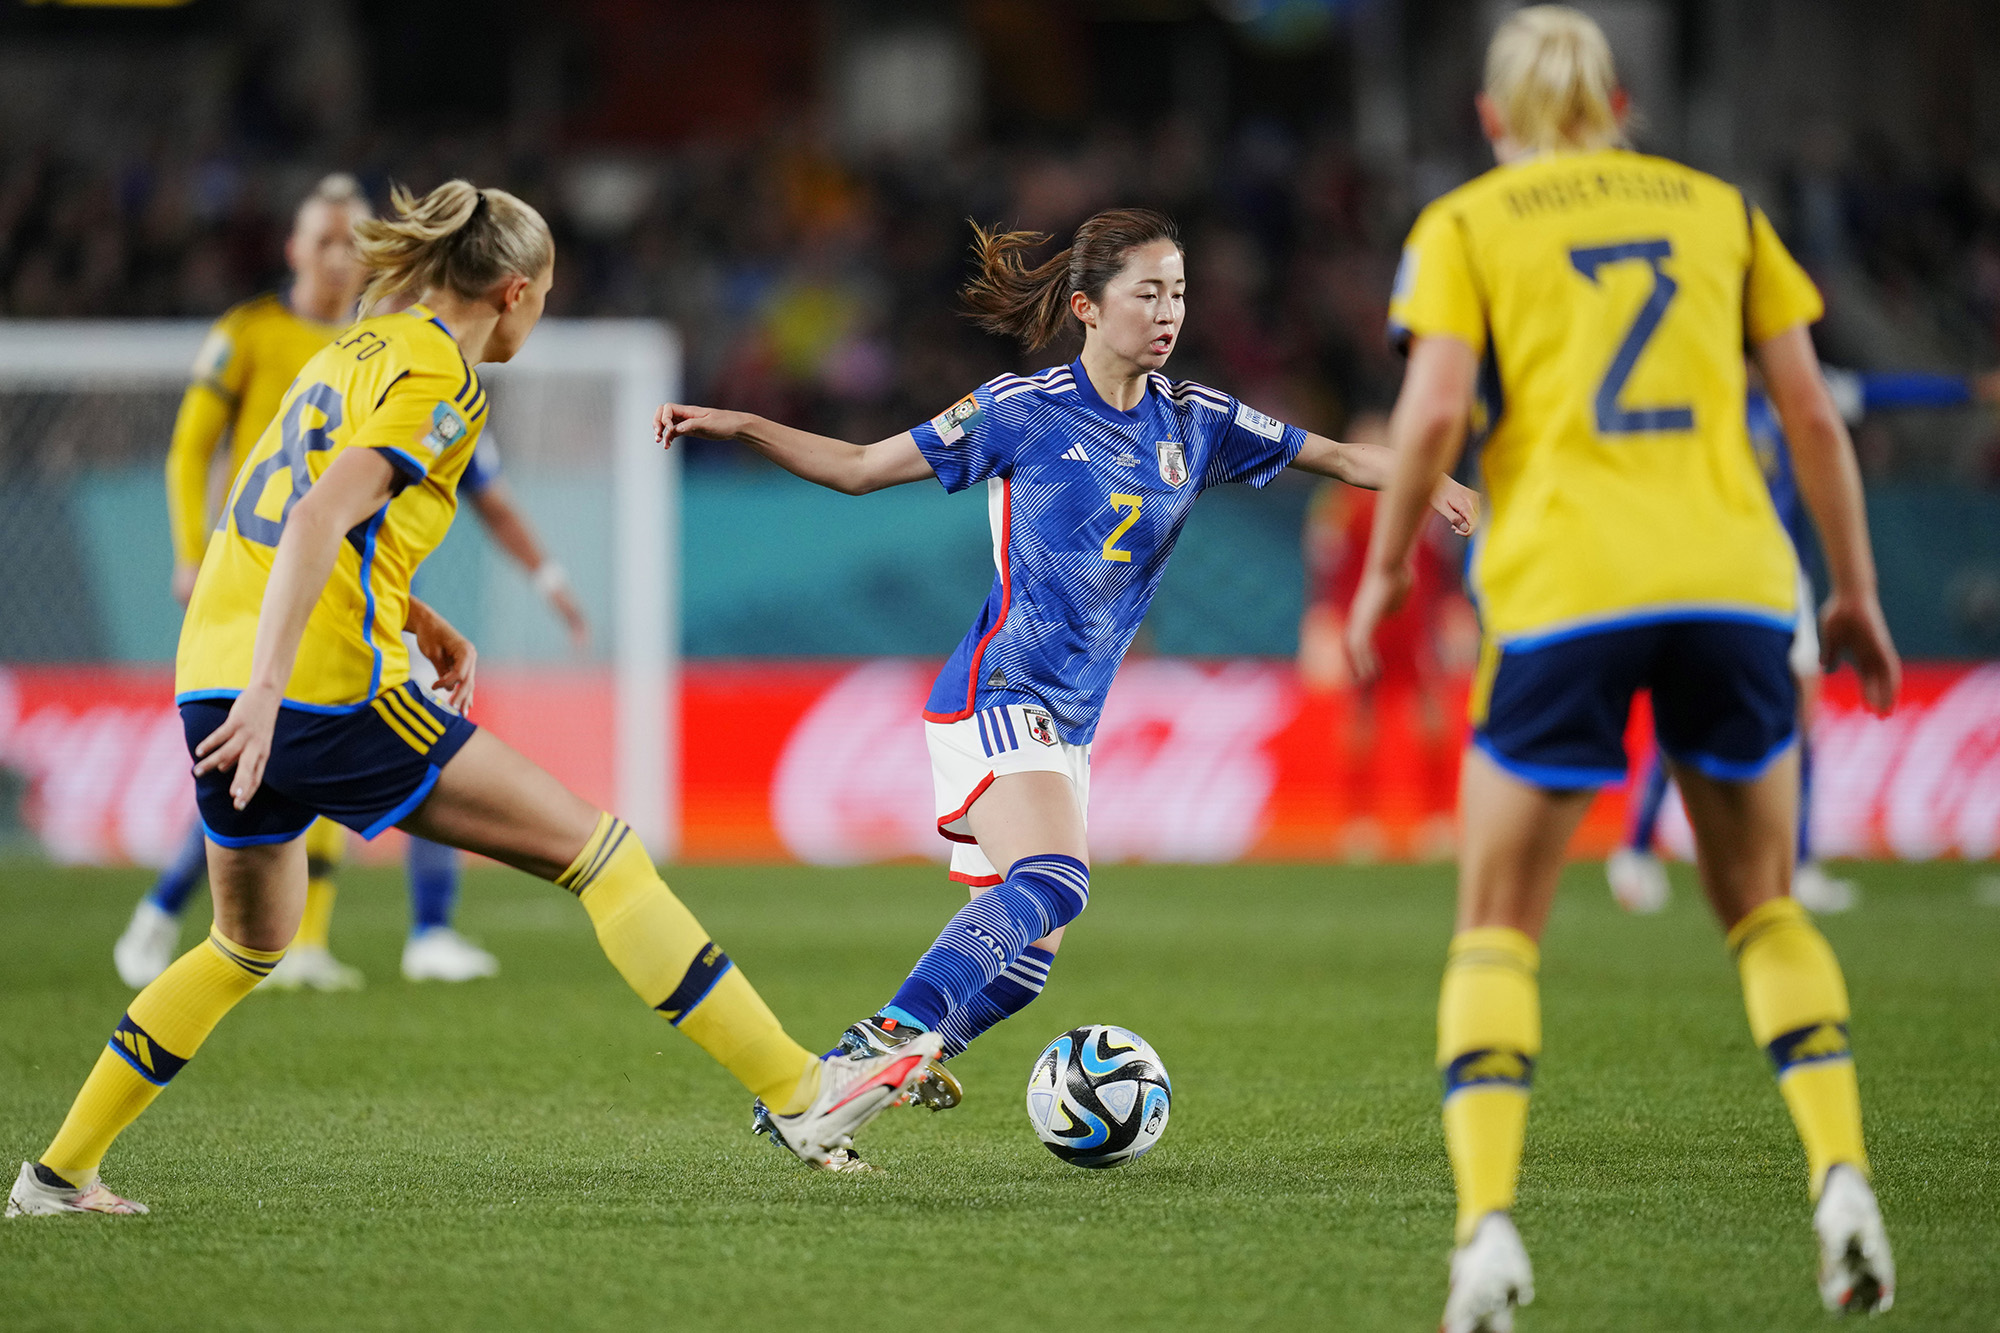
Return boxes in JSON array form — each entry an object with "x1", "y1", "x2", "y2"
[
  {"x1": 1155, "y1": 440, "x2": 1188, "y2": 488},
  {"x1": 1022, "y1": 706, "x2": 1059, "y2": 746}
]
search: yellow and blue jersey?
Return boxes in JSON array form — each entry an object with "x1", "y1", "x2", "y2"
[
  {"x1": 167, "y1": 293, "x2": 346, "y2": 565},
  {"x1": 175, "y1": 304, "x2": 488, "y2": 711},
  {"x1": 1388, "y1": 148, "x2": 1825, "y2": 648}
]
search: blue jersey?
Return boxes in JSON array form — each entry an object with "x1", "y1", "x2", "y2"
[
  {"x1": 461, "y1": 434, "x2": 501, "y2": 497},
  {"x1": 1745, "y1": 390, "x2": 1808, "y2": 556},
  {"x1": 911, "y1": 359, "x2": 1306, "y2": 743}
]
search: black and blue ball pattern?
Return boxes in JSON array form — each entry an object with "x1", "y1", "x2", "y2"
[{"x1": 1025, "y1": 1024, "x2": 1171, "y2": 1168}]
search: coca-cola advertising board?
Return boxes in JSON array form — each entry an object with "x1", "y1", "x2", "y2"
[{"x1": 1, "y1": 660, "x2": 1994, "y2": 866}]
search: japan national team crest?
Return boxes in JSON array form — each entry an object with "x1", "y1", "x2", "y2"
[
  {"x1": 1022, "y1": 705, "x2": 1059, "y2": 746},
  {"x1": 1155, "y1": 440, "x2": 1189, "y2": 488}
]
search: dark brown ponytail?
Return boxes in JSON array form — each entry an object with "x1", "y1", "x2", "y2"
[{"x1": 960, "y1": 208, "x2": 1182, "y2": 351}]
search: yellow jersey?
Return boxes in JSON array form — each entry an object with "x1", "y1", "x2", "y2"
[
  {"x1": 1388, "y1": 148, "x2": 1825, "y2": 645},
  {"x1": 166, "y1": 293, "x2": 347, "y2": 565},
  {"x1": 175, "y1": 304, "x2": 488, "y2": 710}
]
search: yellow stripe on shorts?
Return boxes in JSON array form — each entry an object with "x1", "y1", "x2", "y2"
[
  {"x1": 381, "y1": 687, "x2": 445, "y2": 744},
  {"x1": 371, "y1": 696, "x2": 431, "y2": 753}
]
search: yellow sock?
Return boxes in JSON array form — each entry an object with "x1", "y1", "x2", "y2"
[
  {"x1": 293, "y1": 819, "x2": 346, "y2": 950},
  {"x1": 1438, "y1": 927, "x2": 1541, "y2": 1245},
  {"x1": 41, "y1": 927, "x2": 283, "y2": 1184},
  {"x1": 1729, "y1": 896, "x2": 1868, "y2": 1196},
  {"x1": 558, "y1": 814, "x2": 817, "y2": 1111}
]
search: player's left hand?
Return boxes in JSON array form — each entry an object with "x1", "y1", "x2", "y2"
[
  {"x1": 413, "y1": 612, "x2": 478, "y2": 712},
  {"x1": 192, "y1": 682, "x2": 282, "y2": 810},
  {"x1": 1344, "y1": 561, "x2": 1414, "y2": 684},
  {"x1": 654, "y1": 402, "x2": 756, "y2": 446},
  {"x1": 1430, "y1": 476, "x2": 1480, "y2": 535},
  {"x1": 1820, "y1": 590, "x2": 1900, "y2": 716}
]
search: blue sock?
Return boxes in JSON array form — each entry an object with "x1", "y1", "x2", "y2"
[
  {"x1": 407, "y1": 835, "x2": 460, "y2": 934},
  {"x1": 882, "y1": 854, "x2": 1089, "y2": 1032},
  {"x1": 1797, "y1": 735, "x2": 1814, "y2": 864},
  {"x1": 935, "y1": 944, "x2": 1055, "y2": 1059},
  {"x1": 1626, "y1": 751, "x2": 1672, "y2": 851},
  {"x1": 147, "y1": 821, "x2": 209, "y2": 915}
]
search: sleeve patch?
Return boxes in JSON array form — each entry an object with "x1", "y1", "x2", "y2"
[
  {"x1": 424, "y1": 401, "x2": 469, "y2": 454},
  {"x1": 1234, "y1": 402, "x2": 1284, "y2": 442},
  {"x1": 930, "y1": 394, "x2": 983, "y2": 445},
  {"x1": 1392, "y1": 247, "x2": 1417, "y2": 301},
  {"x1": 191, "y1": 328, "x2": 233, "y2": 382}
]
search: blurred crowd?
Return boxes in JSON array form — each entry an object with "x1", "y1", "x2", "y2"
[{"x1": 3, "y1": 115, "x2": 1998, "y2": 476}]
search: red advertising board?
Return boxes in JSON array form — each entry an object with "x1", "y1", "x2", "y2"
[{"x1": 2, "y1": 660, "x2": 1995, "y2": 867}]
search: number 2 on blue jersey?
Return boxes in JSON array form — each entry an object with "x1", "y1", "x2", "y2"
[
  {"x1": 1102, "y1": 494, "x2": 1142, "y2": 563},
  {"x1": 1569, "y1": 238, "x2": 1695, "y2": 437},
  {"x1": 230, "y1": 382, "x2": 344, "y2": 547}
]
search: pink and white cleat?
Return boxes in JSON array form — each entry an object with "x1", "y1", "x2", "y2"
[{"x1": 6, "y1": 1161, "x2": 148, "y2": 1217}]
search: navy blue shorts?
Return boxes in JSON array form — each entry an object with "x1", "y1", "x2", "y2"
[
  {"x1": 1472, "y1": 616, "x2": 1798, "y2": 790},
  {"x1": 182, "y1": 681, "x2": 477, "y2": 846}
]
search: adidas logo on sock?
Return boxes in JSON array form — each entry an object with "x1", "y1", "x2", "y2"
[{"x1": 1060, "y1": 442, "x2": 1090, "y2": 461}]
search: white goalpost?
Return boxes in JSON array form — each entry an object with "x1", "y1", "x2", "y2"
[{"x1": 0, "y1": 319, "x2": 682, "y2": 860}]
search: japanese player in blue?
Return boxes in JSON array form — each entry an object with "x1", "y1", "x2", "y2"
[
  {"x1": 656, "y1": 207, "x2": 1479, "y2": 1150},
  {"x1": 1343, "y1": 9, "x2": 1900, "y2": 1326},
  {"x1": 1610, "y1": 366, "x2": 1991, "y2": 917},
  {"x1": 9, "y1": 181, "x2": 934, "y2": 1220}
]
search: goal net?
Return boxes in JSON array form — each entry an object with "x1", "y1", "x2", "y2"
[{"x1": 0, "y1": 320, "x2": 680, "y2": 863}]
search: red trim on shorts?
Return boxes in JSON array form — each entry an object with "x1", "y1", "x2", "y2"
[
  {"x1": 949, "y1": 870, "x2": 1004, "y2": 887},
  {"x1": 922, "y1": 477, "x2": 1010, "y2": 724},
  {"x1": 936, "y1": 769, "x2": 996, "y2": 844}
]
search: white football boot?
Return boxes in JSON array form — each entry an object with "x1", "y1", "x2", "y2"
[
  {"x1": 113, "y1": 901, "x2": 180, "y2": 989},
  {"x1": 1814, "y1": 1164, "x2": 1895, "y2": 1314},
  {"x1": 1441, "y1": 1212, "x2": 1535, "y2": 1333},
  {"x1": 1606, "y1": 847, "x2": 1671, "y2": 914},
  {"x1": 1793, "y1": 862, "x2": 1861, "y2": 915},
  {"x1": 6, "y1": 1161, "x2": 148, "y2": 1217},
  {"x1": 259, "y1": 946, "x2": 364, "y2": 991},
  {"x1": 401, "y1": 928, "x2": 500, "y2": 982},
  {"x1": 757, "y1": 1034, "x2": 942, "y2": 1169}
]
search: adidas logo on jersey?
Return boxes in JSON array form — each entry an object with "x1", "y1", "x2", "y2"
[{"x1": 1060, "y1": 442, "x2": 1090, "y2": 461}]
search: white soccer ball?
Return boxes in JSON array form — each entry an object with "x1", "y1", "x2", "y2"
[{"x1": 1025, "y1": 1024, "x2": 1171, "y2": 1169}]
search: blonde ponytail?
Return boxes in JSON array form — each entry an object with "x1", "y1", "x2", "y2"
[
  {"x1": 355, "y1": 179, "x2": 552, "y2": 315},
  {"x1": 1484, "y1": 5, "x2": 1627, "y2": 154}
]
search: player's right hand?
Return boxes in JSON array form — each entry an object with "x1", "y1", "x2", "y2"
[
  {"x1": 1820, "y1": 590, "x2": 1901, "y2": 717},
  {"x1": 654, "y1": 403, "x2": 754, "y2": 446},
  {"x1": 1343, "y1": 561, "x2": 1414, "y2": 685},
  {"x1": 192, "y1": 683, "x2": 282, "y2": 810}
]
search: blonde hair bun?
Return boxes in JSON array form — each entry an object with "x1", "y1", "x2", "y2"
[{"x1": 1485, "y1": 5, "x2": 1627, "y2": 154}]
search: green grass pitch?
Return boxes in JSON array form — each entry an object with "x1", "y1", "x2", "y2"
[{"x1": 2, "y1": 858, "x2": 1995, "y2": 1330}]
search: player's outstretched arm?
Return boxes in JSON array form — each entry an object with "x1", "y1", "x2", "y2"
[
  {"x1": 1344, "y1": 335, "x2": 1478, "y2": 682},
  {"x1": 1290, "y1": 433, "x2": 1479, "y2": 535},
  {"x1": 193, "y1": 448, "x2": 400, "y2": 807},
  {"x1": 468, "y1": 481, "x2": 589, "y2": 649},
  {"x1": 655, "y1": 403, "x2": 936, "y2": 495},
  {"x1": 1756, "y1": 324, "x2": 1901, "y2": 716}
]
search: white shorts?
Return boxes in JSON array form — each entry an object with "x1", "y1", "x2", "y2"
[
  {"x1": 1789, "y1": 566, "x2": 1820, "y2": 680},
  {"x1": 926, "y1": 702, "x2": 1090, "y2": 886}
]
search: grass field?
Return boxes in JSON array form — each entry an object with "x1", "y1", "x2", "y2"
[{"x1": 2, "y1": 858, "x2": 1995, "y2": 1331}]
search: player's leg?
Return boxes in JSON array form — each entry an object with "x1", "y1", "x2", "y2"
[
  {"x1": 400, "y1": 835, "x2": 499, "y2": 982},
  {"x1": 11, "y1": 838, "x2": 304, "y2": 1217},
  {"x1": 263, "y1": 817, "x2": 363, "y2": 991},
  {"x1": 1673, "y1": 754, "x2": 1891, "y2": 1312},
  {"x1": 1606, "y1": 747, "x2": 1673, "y2": 913},
  {"x1": 113, "y1": 817, "x2": 209, "y2": 987},
  {"x1": 1659, "y1": 616, "x2": 1890, "y2": 1312},
  {"x1": 398, "y1": 725, "x2": 932, "y2": 1165}
]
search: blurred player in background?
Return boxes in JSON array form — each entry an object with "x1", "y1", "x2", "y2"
[
  {"x1": 1612, "y1": 365, "x2": 2000, "y2": 915},
  {"x1": 113, "y1": 176, "x2": 588, "y2": 990},
  {"x1": 1347, "y1": 9, "x2": 1900, "y2": 1327},
  {"x1": 10, "y1": 182, "x2": 930, "y2": 1218},
  {"x1": 1297, "y1": 409, "x2": 1478, "y2": 858},
  {"x1": 659, "y1": 209, "x2": 1477, "y2": 1151}
]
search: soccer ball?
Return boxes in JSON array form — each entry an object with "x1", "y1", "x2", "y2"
[{"x1": 1025, "y1": 1025, "x2": 1171, "y2": 1169}]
